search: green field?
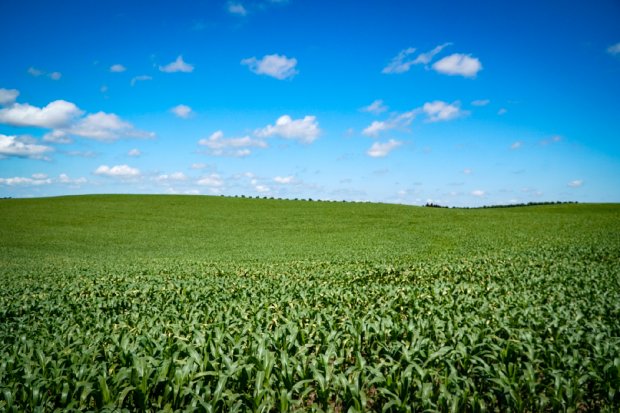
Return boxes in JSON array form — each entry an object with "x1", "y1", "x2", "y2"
[{"x1": 1, "y1": 195, "x2": 619, "y2": 411}]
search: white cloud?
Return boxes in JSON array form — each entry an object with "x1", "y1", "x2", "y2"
[
  {"x1": 471, "y1": 99, "x2": 490, "y2": 106},
  {"x1": 110, "y1": 64, "x2": 126, "y2": 72},
  {"x1": 199, "y1": 130, "x2": 267, "y2": 157},
  {"x1": 0, "y1": 134, "x2": 53, "y2": 159},
  {"x1": 382, "y1": 47, "x2": 417, "y2": 74},
  {"x1": 131, "y1": 75, "x2": 152, "y2": 86},
  {"x1": 255, "y1": 184, "x2": 270, "y2": 193},
  {"x1": 171, "y1": 104, "x2": 193, "y2": 119},
  {"x1": 27, "y1": 67, "x2": 43, "y2": 77},
  {"x1": 463, "y1": 168, "x2": 472, "y2": 175},
  {"x1": 49, "y1": 72, "x2": 62, "y2": 80},
  {"x1": 0, "y1": 175, "x2": 52, "y2": 186},
  {"x1": 128, "y1": 148, "x2": 141, "y2": 157},
  {"x1": 607, "y1": 42, "x2": 620, "y2": 56},
  {"x1": 274, "y1": 175, "x2": 294, "y2": 184},
  {"x1": 432, "y1": 53, "x2": 482, "y2": 78},
  {"x1": 0, "y1": 88, "x2": 19, "y2": 106},
  {"x1": 228, "y1": 2, "x2": 247, "y2": 15},
  {"x1": 159, "y1": 56, "x2": 194, "y2": 73},
  {"x1": 197, "y1": 173, "x2": 223, "y2": 187},
  {"x1": 362, "y1": 110, "x2": 417, "y2": 137},
  {"x1": 43, "y1": 130, "x2": 72, "y2": 144},
  {"x1": 255, "y1": 115, "x2": 320, "y2": 143},
  {"x1": 367, "y1": 139, "x2": 402, "y2": 157},
  {"x1": 510, "y1": 141, "x2": 523, "y2": 150},
  {"x1": 568, "y1": 179, "x2": 583, "y2": 188},
  {"x1": 155, "y1": 172, "x2": 187, "y2": 183},
  {"x1": 191, "y1": 163, "x2": 208, "y2": 170},
  {"x1": 94, "y1": 164, "x2": 141, "y2": 178},
  {"x1": 0, "y1": 100, "x2": 83, "y2": 128},
  {"x1": 58, "y1": 173, "x2": 87, "y2": 185},
  {"x1": 360, "y1": 99, "x2": 388, "y2": 115},
  {"x1": 66, "y1": 112, "x2": 154, "y2": 141},
  {"x1": 413, "y1": 43, "x2": 452, "y2": 65},
  {"x1": 471, "y1": 189, "x2": 485, "y2": 197},
  {"x1": 241, "y1": 54, "x2": 298, "y2": 80},
  {"x1": 498, "y1": 108, "x2": 507, "y2": 115},
  {"x1": 422, "y1": 101, "x2": 467, "y2": 122}
]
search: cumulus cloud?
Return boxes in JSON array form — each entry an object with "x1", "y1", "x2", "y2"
[
  {"x1": 255, "y1": 115, "x2": 320, "y2": 143},
  {"x1": 510, "y1": 141, "x2": 523, "y2": 150},
  {"x1": 199, "y1": 130, "x2": 267, "y2": 157},
  {"x1": 367, "y1": 139, "x2": 402, "y2": 157},
  {"x1": 0, "y1": 100, "x2": 83, "y2": 128},
  {"x1": 413, "y1": 43, "x2": 452, "y2": 65},
  {"x1": 110, "y1": 64, "x2": 126, "y2": 72},
  {"x1": 58, "y1": 173, "x2": 87, "y2": 185},
  {"x1": 360, "y1": 99, "x2": 388, "y2": 114},
  {"x1": 274, "y1": 175, "x2": 294, "y2": 184},
  {"x1": 0, "y1": 88, "x2": 19, "y2": 106},
  {"x1": 171, "y1": 104, "x2": 193, "y2": 119},
  {"x1": 43, "y1": 130, "x2": 72, "y2": 144},
  {"x1": 159, "y1": 56, "x2": 194, "y2": 73},
  {"x1": 94, "y1": 164, "x2": 141, "y2": 178},
  {"x1": 128, "y1": 148, "x2": 141, "y2": 157},
  {"x1": 432, "y1": 53, "x2": 482, "y2": 78},
  {"x1": 422, "y1": 101, "x2": 467, "y2": 122},
  {"x1": 568, "y1": 179, "x2": 584, "y2": 188},
  {"x1": 131, "y1": 75, "x2": 152, "y2": 86},
  {"x1": 362, "y1": 110, "x2": 417, "y2": 137},
  {"x1": 228, "y1": 2, "x2": 247, "y2": 15},
  {"x1": 0, "y1": 134, "x2": 53, "y2": 159},
  {"x1": 0, "y1": 174, "x2": 53, "y2": 186},
  {"x1": 66, "y1": 112, "x2": 154, "y2": 141},
  {"x1": 155, "y1": 172, "x2": 187, "y2": 184},
  {"x1": 241, "y1": 54, "x2": 298, "y2": 80},
  {"x1": 197, "y1": 173, "x2": 224, "y2": 187},
  {"x1": 471, "y1": 189, "x2": 485, "y2": 197},
  {"x1": 27, "y1": 67, "x2": 43, "y2": 77},
  {"x1": 607, "y1": 42, "x2": 620, "y2": 56}
]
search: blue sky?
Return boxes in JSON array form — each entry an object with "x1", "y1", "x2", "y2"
[{"x1": 1, "y1": 0, "x2": 619, "y2": 206}]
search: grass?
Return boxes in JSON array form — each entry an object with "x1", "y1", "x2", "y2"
[{"x1": 1, "y1": 195, "x2": 619, "y2": 411}]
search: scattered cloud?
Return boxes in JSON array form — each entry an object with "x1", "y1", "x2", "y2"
[
  {"x1": 0, "y1": 134, "x2": 53, "y2": 159},
  {"x1": 382, "y1": 47, "x2": 417, "y2": 74},
  {"x1": 471, "y1": 189, "x2": 485, "y2": 197},
  {"x1": 568, "y1": 179, "x2": 583, "y2": 188},
  {"x1": 541, "y1": 135, "x2": 562, "y2": 145},
  {"x1": 0, "y1": 174, "x2": 52, "y2": 186},
  {"x1": 58, "y1": 173, "x2": 87, "y2": 185},
  {"x1": 66, "y1": 112, "x2": 154, "y2": 141},
  {"x1": 43, "y1": 130, "x2": 72, "y2": 144},
  {"x1": 471, "y1": 99, "x2": 490, "y2": 106},
  {"x1": 191, "y1": 163, "x2": 209, "y2": 170},
  {"x1": 607, "y1": 42, "x2": 620, "y2": 56},
  {"x1": 199, "y1": 130, "x2": 267, "y2": 157},
  {"x1": 498, "y1": 108, "x2": 507, "y2": 115},
  {"x1": 131, "y1": 75, "x2": 152, "y2": 86},
  {"x1": 0, "y1": 89, "x2": 19, "y2": 106},
  {"x1": 154, "y1": 172, "x2": 187, "y2": 184},
  {"x1": 228, "y1": 2, "x2": 247, "y2": 15},
  {"x1": 0, "y1": 100, "x2": 83, "y2": 128},
  {"x1": 360, "y1": 99, "x2": 388, "y2": 115},
  {"x1": 367, "y1": 139, "x2": 402, "y2": 158},
  {"x1": 49, "y1": 72, "x2": 62, "y2": 81},
  {"x1": 159, "y1": 56, "x2": 194, "y2": 73},
  {"x1": 413, "y1": 43, "x2": 452, "y2": 65},
  {"x1": 432, "y1": 53, "x2": 482, "y2": 78},
  {"x1": 510, "y1": 141, "x2": 523, "y2": 150},
  {"x1": 110, "y1": 64, "x2": 126, "y2": 72},
  {"x1": 362, "y1": 110, "x2": 417, "y2": 137},
  {"x1": 100, "y1": 85, "x2": 109, "y2": 94},
  {"x1": 255, "y1": 115, "x2": 320, "y2": 143},
  {"x1": 241, "y1": 54, "x2": 298, "y2": 80},
  {"x1": 422, "y1": 101, "x2": 467, "y2": 122},
  {"x1": 274, "y1": 175, "x2": 294, "y2": 184},
  {"x1": 463, "y1": 168, "x2": 472, "y2": 175},
  {"x1": 197, "y1": 173, "x2": 224, "y2": 187},
  {"x1": 171, "y1": 104, "x2": 193, "y2": 119},
  {"x1": 27, "y1": 67, "x2": 44, "y2": 77},
  {"x1": 94, "y1": 164, "x2": 141, "y2": 178},
  {"x1": 128, "y1": 148, "x2": 141, "y2": 157}
]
